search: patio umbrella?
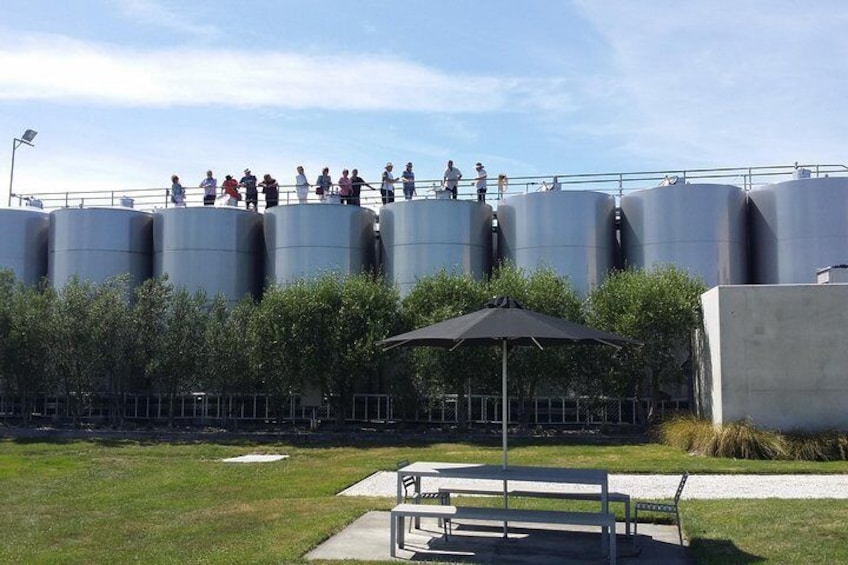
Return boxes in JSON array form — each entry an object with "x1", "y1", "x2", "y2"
[{"x1": 379, "y1": 296, "x2": 640, "y2": 470}]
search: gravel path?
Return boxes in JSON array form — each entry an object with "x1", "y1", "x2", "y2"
[{"x1": 339, "y1": 471, "x2": 848, "y2": 499}]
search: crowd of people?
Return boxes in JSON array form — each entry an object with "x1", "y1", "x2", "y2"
[{"x1": 168, "y1": 160, "x2": 515, "y2": 210}]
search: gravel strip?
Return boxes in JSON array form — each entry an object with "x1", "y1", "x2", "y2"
[{"x1": 339, "y1": 471, "x2": 848, "y2": 499}]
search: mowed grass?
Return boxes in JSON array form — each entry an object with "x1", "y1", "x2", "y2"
[{"x1": 1, "y1": 437, "x2": 847, "y2": 564}]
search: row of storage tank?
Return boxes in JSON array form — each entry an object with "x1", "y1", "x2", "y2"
[{"x1": 2, "y1": 176, "x2": 847, "y2": 300}]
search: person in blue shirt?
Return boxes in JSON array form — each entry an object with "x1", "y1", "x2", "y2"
[
  {"x1": 401, "y1": 162, "x2": 416, "y2": 200},
  {"x1": 315, "y1": 167, "x2": 332, "y2": 202}
]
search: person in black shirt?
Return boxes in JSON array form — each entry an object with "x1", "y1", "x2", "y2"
[
  {"x1": 239, "y1": 168, "x2": 258, "y2": 210},
  {"x1": 349, "y1": 168, "x2": 374, "y2": 207},
  {"x1": 259, "y1": 173, "x2": 279, "y2": 209}
]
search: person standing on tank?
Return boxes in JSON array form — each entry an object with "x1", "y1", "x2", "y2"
[
  {"x1": 473, "y1": 162, "x2": 488, "y2": 203},
  {"x1": 349, "y1": 168, "x2": 374, "y2": 206},
  {"x1": 200, "y1": 170, "x2": 217, "y2": 206},
  {"x1": 259, "y1": 173, "x2": 279, "y2": 209},
  {"x1": 169, "y1": 175, "x2": 185, "y2": 207},
  {"x1": 443, "y1": 160, "x2": 462, "y2": 199},
  {"x1": 401, "y1": 162, "x2": 416, "y2": 200},
  {"x1": 240, "y1": 168, "x2": 258, "y2": 210},
  {"x1": 381, "y1": 162, "x2": 397, "y2": 205},
  {"x1": 295, "y1": 166, "x2": 310, "y2": 204},
  {"x1": 315, "y1": 167, "x2": 332, "y2": 202}
]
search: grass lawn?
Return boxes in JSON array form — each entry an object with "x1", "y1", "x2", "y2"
[{"x1": 1, "y1": 435, "x2": 846, "y2": 564}]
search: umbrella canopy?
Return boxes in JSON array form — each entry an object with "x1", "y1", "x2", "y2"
[
  {"x1": 380, "y1": 296, "x2": 638, "y2": 350},
  {"x1": 379, "y1": 296, "x2": 640, "y2": 469}
]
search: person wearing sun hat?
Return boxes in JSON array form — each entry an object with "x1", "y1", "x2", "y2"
[
  {"x1": 473, "y1": 162, "x2": 488, "y2": 203},
  {"x1": 401, "y1": 162, "x2": 416, "y2": 200},
  {"x1": 380, "y1": 162, "x2": 397, "y2": 205}
]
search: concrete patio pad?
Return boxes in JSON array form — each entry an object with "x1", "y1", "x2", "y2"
[{"x1": 306, "y1": 511, "x2": 693, "y2": 564}]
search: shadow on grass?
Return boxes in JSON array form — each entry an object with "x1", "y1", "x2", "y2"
[{"x1": 690, "y1": 538, "x2": 765, "y2": 564}]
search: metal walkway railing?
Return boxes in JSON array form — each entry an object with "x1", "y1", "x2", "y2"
[{"x1": 13, "y1": 162, "x2": 848, "y2": 212}]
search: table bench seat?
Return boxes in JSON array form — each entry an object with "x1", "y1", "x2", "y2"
[
  {"x1": 437, "y1": 487, "x2": 632, "y2": 537},
  {"x1": 390, "y1": 503, "x2": 616, "y2": 564}
]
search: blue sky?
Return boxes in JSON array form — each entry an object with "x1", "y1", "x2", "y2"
[{"x1": 2, "y1": 0, "x2": 847, "y2": 199}]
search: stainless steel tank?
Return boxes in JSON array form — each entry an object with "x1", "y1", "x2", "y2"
[
  {"x1": 380, "y1": 200, "x2": 492, "y2": 296},
  {"x1": 264, "y1": 203, "x2": 376, "y2": 285},
  {"x1": 0, "y1": 207, "x2": 49, "y2": 285},
  {"x1": 49, "y1": 207, "x2": 153, "y2": 290},
  {"x1": 620, "y1": 183, "x2": 747, "y2": 287},
  {"x1": 749, "y1": 176, "x2": 848, "y2": 283},
  {"x1": 497, "y1": 190, "x2": 616, "y2": 295},
  {"x1": 153, "y1": 207, "x2": 263, "y2": 302}
]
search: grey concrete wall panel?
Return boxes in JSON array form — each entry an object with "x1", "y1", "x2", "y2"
[
  {"x1": 380, "y1": 200, "x2": 492, "y2": 296},
  {"x1": 620, "y1": 184, "x2": 747, "y2": 288},
  {"x1": 497, "y1": 191, "x2": 616, "y2": 296},
  {"x1": 748, "y1": 177, "x2": 848, "y2": 284},
  {"x1": 0, "y1": 208, "x2": 49, "y2": 285},
  {"x1": 49, "y1": 207, "x2": 153, "y2": 290},
  {"x1": 264, "y1": 204, "x2": 377, "y2": 285},
  {"x1": 153, "y1": 207, "x2": 263, "y2": 302}
]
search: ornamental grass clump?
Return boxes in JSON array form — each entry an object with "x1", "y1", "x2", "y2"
[
  {"x1": 786, "y1": 430, "x2": 848, "y2": 462},
  {"x1": 657, "y1": 416, "x2": 788, "y2": 460}
]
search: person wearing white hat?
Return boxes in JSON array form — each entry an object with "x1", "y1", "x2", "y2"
[
  {"x1": 380, "y1": 162, "x2": 396, "y2": 205},
  {"x1": 473, "y1": 162, "x2": 488, "y2": 203}
]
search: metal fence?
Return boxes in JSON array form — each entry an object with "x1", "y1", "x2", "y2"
[
  {"x1": 14, "y1": 162, "x2": 848, "y2": 213},
  {"x1": 0, "y1": 392, "x2": 689, "y2": 426}
]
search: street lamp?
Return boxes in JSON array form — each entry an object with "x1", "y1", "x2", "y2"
[{"x1": 8, "y1": 129, "x2": 38, "y2": 207}]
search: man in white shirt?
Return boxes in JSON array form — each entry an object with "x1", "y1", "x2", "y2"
[
  {"x1": 200, "y1": 170, "x2": 217, "y2": 206},
  {"x1": 443, "y1": 160, "x2": 462, "y2": 199},
  {"x1": 473, "y1": 162, "x2": 488, "y2": 203},
  {"x1": 381, "y1": 162, "x2": 396, "y2": 205}
]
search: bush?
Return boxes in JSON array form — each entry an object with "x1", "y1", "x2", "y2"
[{"x1": 658, "y1": 416, "x2": 848, "y2": 461}]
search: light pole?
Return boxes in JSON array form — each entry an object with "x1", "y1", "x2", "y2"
[{"x1": 8, "y1": 129, "x2": 38, "y2": 207}]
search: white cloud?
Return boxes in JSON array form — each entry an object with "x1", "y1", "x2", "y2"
[
  {"x1": 0, "y1": 33, "x2": 565, "y2": 115},
  {"x1": 572, "y1": 1, "x2": 848, "y2": 166},
  {"x1": 114, "y1": 0, "x2": 220, "y2": 39}
]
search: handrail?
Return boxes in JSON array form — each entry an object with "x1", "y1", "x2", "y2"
[{"x1": 13, "y1": 162, "x2": 848, "y2": 212}]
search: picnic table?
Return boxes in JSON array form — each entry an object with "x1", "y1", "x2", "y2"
[{"x1": 393, "y1": 461, "x2": 616, "y2": 563}]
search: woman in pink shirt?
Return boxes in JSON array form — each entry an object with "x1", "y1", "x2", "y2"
[{"x1": 338, "y1": 169, "x2": 352, "y2": 205}]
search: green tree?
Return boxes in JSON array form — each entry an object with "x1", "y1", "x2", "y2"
[
  {"x1": 586, "y1": 266, "x2": 706, "y2": 422},
  {"x1": 151, "y1": 287, "x2": 208, "y2": 426},
  {"x1": 91, "y1": 275, "x2": 139, "y2": 428},
  {"x1": 51, "y1": 278, "x2": 130, "y2": 424},
  {"x1": 251, "y1": 282, "x2": 317, "y2": 425},
  {"x1": 487, "y1": 263, "x2": 584, "y2": 427},
  {"x1": 0, "y1": 274, "x2": 56, "y2": 424},
  {"x1": 201, "y1": 295, "x2": 258, "y2": 429},
  {"x1": 253, "y1": 274, "x2": 400, "y2": 427},
  {"x1": 319, "y1": 273, "x2": 401, "y2": 426},
  {"x1": 401, "y1": 271, "x2": 494, "y2": 429}
]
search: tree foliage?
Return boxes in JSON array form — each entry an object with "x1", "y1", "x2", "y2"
[
  {"x1": 488, "y1": 263, "x2": 584, "y2": 426},
  {"x1": 400, "y1": 270, "x2": 494, "y2": 428},
  {"x1": 586, "y1": 266, "x2": 706, "y2": 420}
]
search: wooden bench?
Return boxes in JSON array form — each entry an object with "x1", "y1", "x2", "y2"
[
  {"x1": 390, "y1": 503, "x2": 617, "y2": 564},
  {"x1": 438, "y1": 486, "x2": 633, "y2": 537}
]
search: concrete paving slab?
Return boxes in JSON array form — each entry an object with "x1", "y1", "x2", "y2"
[
  {"x1": 220, "y1": 454, "x2": 289, "y2": 463},
  {"x1": 306, "y1": 511, "x2": 693, "y2": 564}
]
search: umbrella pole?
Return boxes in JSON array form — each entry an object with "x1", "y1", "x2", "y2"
[
  {"x1": 502, "y1": 339, "x2": 508, "y2": 471},
  {"x1": 502, "y1": 340, "x2": 509, "y2": 538}
]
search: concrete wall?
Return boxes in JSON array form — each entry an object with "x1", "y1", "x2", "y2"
[{"x1": 698, "y1": 284, "x2": 848, "y2": 431}]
